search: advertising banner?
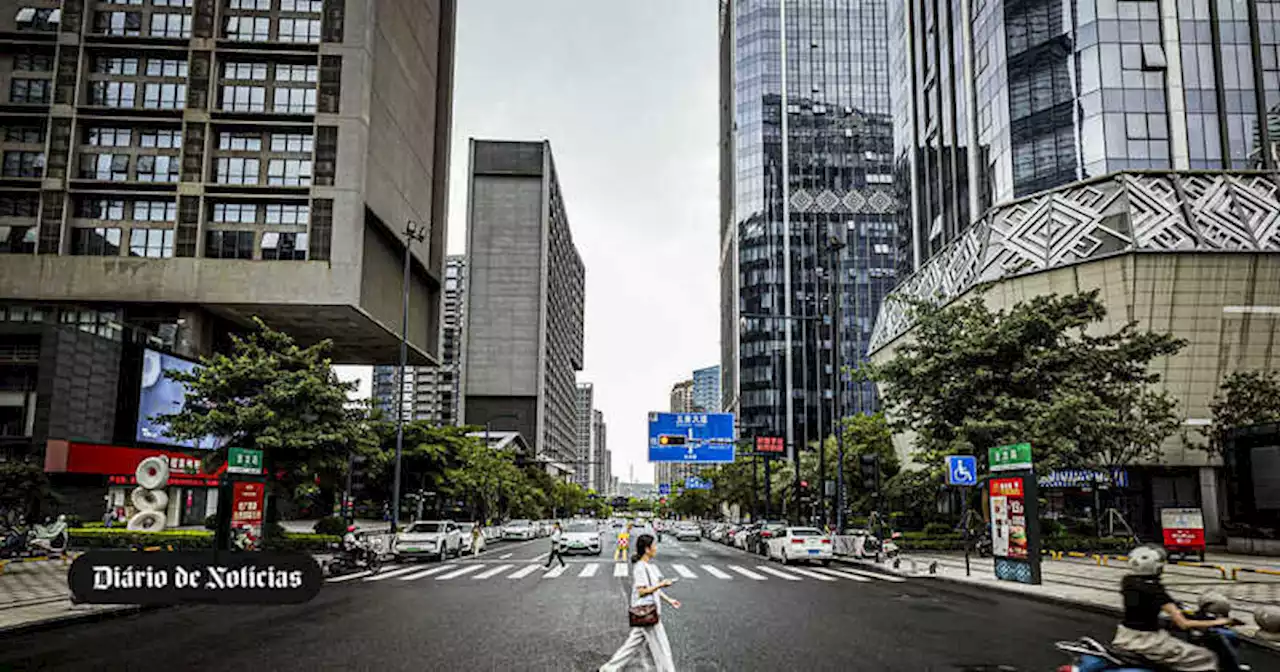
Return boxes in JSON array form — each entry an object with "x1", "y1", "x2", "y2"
[
  {"x1": 231, "y1": 481, "x2": 265, "y2": 544},
  {"x1": 1161, "y1": 507, "x2": 1206, "y2": 553},
  {"x1": 990, "y1": 477, "x2": 1028, "y2": 560},
  {"x1": 136, "y1": 349, "x2": 228, "y2": 450}
]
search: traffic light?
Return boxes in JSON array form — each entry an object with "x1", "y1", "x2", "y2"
[
  {"x1": 800, "y1": 480, "x2": 809, "y2": 488},
  {"x1": 859, "y1": 454, "x2": 879, "y2": 490},
  {"x1": 658, "y1": 435, "x2": 687, "y2": 446}
]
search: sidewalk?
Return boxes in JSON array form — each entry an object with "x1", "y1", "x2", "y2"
[{"x1": 0, "y1": 554, "x2": 140, "y2": 635}]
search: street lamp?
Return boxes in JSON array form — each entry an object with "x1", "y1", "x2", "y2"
[
  {"x1": 827, "y1": 228, "x2": 848, "y2": 533},
  {"x1": 391, "y1": 220, "x2": 426, "y2": 535}
]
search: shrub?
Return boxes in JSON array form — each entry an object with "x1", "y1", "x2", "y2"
[
  {"x1": 923, "y1": 522, "x2": 953, "y2": 536},
  {"x1": 69, "y1": 528, "x2": 339, "y2": 553},
  {"x1": 313, "y1": 516, "x2": 347, "y2": 536},
  {"x1": 204, "y1": 515, "x2": 218, "y2": 531},
  {"x1": 1040, "y1": 518, "x2": 1067, "y2": 538}
]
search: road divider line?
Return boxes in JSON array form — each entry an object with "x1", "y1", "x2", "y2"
[
  {"x1": 499, "y1": 553, "x2": 513, "y2": 559},
  {"x1": 813, "y1": 567, "x2": 871, "y2": 582},
  {"x1": 362, "y1": 566, "x2": 423, "y2": 582},
  {"x1": 780, "y1": 567, "x2": 836, "y2": 582},
  {"x1": 508, "y1": 565, "x2": 540, "y2": 579},
  {"x1": 579, "y1": 563, "x2": 599, "y2": 578},
  {"x1": 399, "y1": 565, "x2": 456, "y2": 581},
  {"x1": 543, "y1": 564, "x2": 568, "y2": 578},
  {"x1": 831, "y1": 566, "x2": 906, "y2": 583},
  {"x1": 613, "y1": 563, "x2": 629, "y2": 577},
  {"x1": 672, "y1": 564, "x2": 696, "y2": 579},
  {"x1": 325, "y1": 570, "x2": 373, "y2": 583},
  {"x1": 437, "y1": 565, "x2": 484, "y2": 580},
  {"x1": 701, "y1": 565, "x2": 732, "y2": 579},
  {"x1": 755, "y1": 566, "x2": 802, "y2": 581},
  {"x1": 728, "y1": 565, "x2": 767, "y2": 580}
]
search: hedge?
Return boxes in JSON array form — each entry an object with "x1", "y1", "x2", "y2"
[{"x1": 69, "y1": 528, "x2": 339, "y2": 552}]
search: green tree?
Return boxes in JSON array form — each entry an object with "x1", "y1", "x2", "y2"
[
  {"x1": 0, "y1": 460, "x2": 51, "y2": 521},
  {"x1": 1190, "y1": 370, "x2": 1280, "y2": 459},
  {"x1": 159, "y1": 318, "x2": 362, "y2": 537}
]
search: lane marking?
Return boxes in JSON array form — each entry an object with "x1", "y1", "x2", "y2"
[
  {"x1": 474, "y1": 564, "x2": 513, "y2": 579},
  {"x1": 829, "y1": 566, "x2": 906, "y2": 583},
  {"x1": 437, "y1": 565, "x2": 483, "y2": 580},
  {"x1": 755, "y1": 565, "x2": 802, "y2": 581},
  {"x1": 499, "y1": 553, "x2": 513, "y2": 559},
  {"x1": 779, "y1": 566, "x2": 836, "y2": 582},
  {"x1": 399, "y1": 565, "x2": 456, "y2": 581},
  {"x1": 728, "y1": 565, "x2": 767, "y2": 580},
  {"x1": 812, "y1": 567, "x2": 871, "y2": 582},
  {"x1": 529, "y1": 553, "x2": 548, "y2": 563},
  {"x1": 701, "y1": 565, "x2": 732, "y2": 579},
  {"x1": 578, "y1": 563, "x2": 599, "y2": 578},
  {"x1": 508, "y1": 565, "x2": 540, "y2": 579},
  {"x1": 544, "y1": 564, "x2": 568, "y2": 578},
  {"x1": 325, "y1": 570, "x2": 372, "y2": 583},
  {"x1": 362, "y1": 565, "x2": 423, "y2": 582},
  {"x1": 672, "y1": 564, "x2": 697, "y2": 579},
  {"x1": 613, "y1": 563, "x2": 629, "y2": 578}
]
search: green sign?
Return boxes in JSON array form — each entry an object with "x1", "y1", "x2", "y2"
[
  {"x1": 227, "y1": 447, "x2": 264, "y2": 475},
  {"x1": 988, "y1": 443, "x2": 1033, "y2": 472}
]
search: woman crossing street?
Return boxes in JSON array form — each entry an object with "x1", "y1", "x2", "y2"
[{"x1": 600, "y1": 533, "x2": 680, "y2": 671}]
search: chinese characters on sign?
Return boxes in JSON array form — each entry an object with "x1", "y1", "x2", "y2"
[
  {"x1": 755, "y1": 436, "x2": 785, "y2": 453},
  {"x1": 990, "y1": 477, "x2": 1028, "y2": 560},
  {"x1": 231, "y1": 481, "x2": 265, "y2": 546},
  {"x1": 988, "y1": 443, "x2": 1033, "y2": 472},
  {"x1": 1160, "y1": 508, "x2": 1206, "y2": 554},
  {"x1": 227, "y1": 447, "x2": 264, "y2": 475},
  {"x1": 674, "y1": 414, "x2": 709, "y2": 425}
]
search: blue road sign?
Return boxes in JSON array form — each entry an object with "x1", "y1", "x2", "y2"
[
  {"x1": 658, "y1": 483, "x2": 671, "y2": 495},
  {"x1": 684, "y1": 476, "x2": 713, "y2": 490},
  {"x1": 947, "y1": 455, "x2": 978, "y2": 486},
  {"x1": 647, "y1": 412, "x2": 736, "y2": 463}
]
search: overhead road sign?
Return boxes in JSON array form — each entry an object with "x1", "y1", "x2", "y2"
[{"x1": 647, "y1": 413, "x2": 736, "y2": 463}]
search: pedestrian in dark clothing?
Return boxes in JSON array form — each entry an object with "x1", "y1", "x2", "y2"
[{"x1": 545, "y1": 522, "x2": 567, "y2": 568}]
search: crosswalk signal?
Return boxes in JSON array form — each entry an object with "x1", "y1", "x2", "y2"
[
  {"x1": 658, "y1": 435, "x2": 687, "y2": 446},
  {"x1": 859, "y1": 454, "x2": 879, "y2": 490}
]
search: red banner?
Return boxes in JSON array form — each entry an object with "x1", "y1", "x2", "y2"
[
  {"x1": 990, "y1": 477, "x2": 1023, "y2": 498},
  {"x1": 232, "y1": 481, "x2": 265, "y2": 543},
  {"x1": 755, "y1": 436, "x2": 785, "y2": 453},
  {"x1": 46, "y1": 441, "x2": 221, "y2": 485}
]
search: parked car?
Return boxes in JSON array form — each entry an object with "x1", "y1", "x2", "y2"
[
  {"x1": 749, "y1": 523, "x2": 787, "y2": 555},
  {"x1": 557, "y1": 521, "x2": 602, "y2": 555},
  {"x1": 458, "y1": 522, "x2": 486, "y2": 554},
  {"x1": 503, "y1": 519, "x2": 536, "y2": 540},
  {"x1": 395, "y1": 520, "x2": 463, "y2": 561},
  {"x1": 767, "y1": 527, "x2": 833, "y2": 565},
  {"x1": 733, "y1": 523, "x2": 759, "y2": 549},
  {"x1": 674, "y1": 523, "x2": 701, "y2": 541}
]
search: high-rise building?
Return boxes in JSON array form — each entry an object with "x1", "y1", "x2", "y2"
[
  {"x1": 875, "y1": 0, "x2": 1280, "y2": 541},
  {"x1": 0, "y1": 1, "x2": 457, "y2": 518},
  {"x1": 591, "y1": 408, "x2": 607, "y2": 494},
  {"x1": 692, "y1": 365, "x2": 721, "y2": 412},
  {"x1": 668, "y1": 379, "x2": 693, "y2": 416},
  {"x1": 574, "y1": 382, "x2": 594, "y2": 490},
  {"x1": 719, "y1": 0, "x2": 900, "y2": 460},
  {"x1": 655, "y1": 377, "x2": 708, "y2": 490},
  {"x1": 462, "y1": 140, "x2": 585, "y2": 472},
  {"x1": 372, "y1": 254, "x2": 467, "y2": 425}
]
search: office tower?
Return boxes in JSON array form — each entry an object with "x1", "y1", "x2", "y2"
[
  {"x1": 592, "y1": 408, "x2": 607, "y2": 494},
  {"x1": 719, "y1": 0, "x2": 900, "y2": 460},
  {"x1": 574, "y1": 382, "x2": 594, "y2": 490},
  {"x1": 692, "y1": 364, "x2": 721, "y2": 412},
  {"x1": 462, "y1": 140, "x2": 585, "y2": 474}
]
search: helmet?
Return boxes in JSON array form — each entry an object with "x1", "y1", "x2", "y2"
[
  {"x1": 347, "y1": 525, "x2": 357, "y2": 533},
  {"x1": 1127, "y1": 544, "x2": 1167, "y2": 576}
]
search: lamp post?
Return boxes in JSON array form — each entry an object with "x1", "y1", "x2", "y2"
[
  {"x1": 828, "y1": 228, "x2": 847, "y2": 533},
  {"x1": 391, "y1": 221, "x2": 426, "y2": 536}
]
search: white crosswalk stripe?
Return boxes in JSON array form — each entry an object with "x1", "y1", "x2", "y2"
[
  {"x1": 508, "y1": 565, "x2": 540, "y2": 579},
  {"x1": 828, "y1": 566, "x2": 906, "y2": 582},
  {"x1": 498, "y1": 553, "x2": 513, "y2": 559},
  {"x1": 437, "y1": 565, "x2": 483, "y2": 580},
  {"x1": 755, "y1": 565, "x2": 802, "y2": 581},
  {"x1": 701, "y1": 565, "x2": 732, "y2": 579},
  {"x1": 578, "y1": 563, "x2": 599, "y2": 578},
  {"x1": 613, "y1": 563, "x2": 629, "y2": 578},
  {"x1": 778, "y1": 566, "x2": 836, "y2": 581},
  {"x1": 326, "y1": 570, "x2": 373, "y2": 583},
  {"x1": 544, "y1": 564, "x2": 568, "y2": 578},
  {"x1": 474, "y1": 564, "x2": 513, "y2": 579},
  {"x1": 399, "y1": 565, "x2": 456, "y2": 581},
  {"x1": 728, "y1": 565, "x2": 767, "y2": 580},
  {"x1": 530, "y1": 553, "x2": 548, "y2": 563},
  {"x1": 362, "y1": 565, "x2": 425, "y2": 582},
  {"x1": 672, "y1": 564, "x2": 697, "y2": 579},
  {"x1": 812, "y1": 567, "x2": 871, "y2": 582}
]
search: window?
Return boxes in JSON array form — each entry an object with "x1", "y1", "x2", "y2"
[
  {"x1": 71, "y1": 228, "x2": 123, "y2": 256},
  {"x1": 89, "y1": 81, "x2": 137, "y2": 108},
  {"x1": 264, "y1": 203, "x2": 308, "y2": 225},
  {"x1": 267, "y1": 158, "x2": 311, "y2": 186},
  {"x1": 224, "y1": 63, "x2": 269, "y2": 81},
  {"x1": 278, "y1": 18, "x2": 320, "y2": 43},
  {"x1": 275, "y1": 64, "x2": 318, "y2": 83},
  {"x1": 226, "y1": 16, "x2": 270, "y2": 41},
  {"x1": 221, "y1": 85, "x2": 266, "y2": 112},
  {"x1": 79, "y1": 154, "x2": 130, "y2": 181},
  {"x1": 1141, "y1": 44, "x2": 1167, "y2": 70},
  {"x1": 2, "y1": 151, "x2": 43, "y2": 177},
  {"x1": 135, "y1": 155, "x2": 179, "y2": 182},
  {"x1": 218, "y1": 132, "x2": 262, "y2": 151},
  {"x1": 153, "y1": 0, "x2": 194, "y2": 6},
  {"x1": 139, "y1": 129, "x2": 182, "y2": 148},
  {"x1": 129, "y1": 229, "x2": 175, "y2": 257},
  {"x1": 149, "y1": 13, "x2": 191, "y2": 38},
  {"x1": 146, "y1": 59, "x2": 188, "y2": 77},
  {"x1": 0, "y1": 195, "x2": 38, "y2": 217},
  {"x1": 9, "y1": 79, "x2": 50, "y2": 104},
  {"x1": 13, "y1": 53, "x2": 54, "y2": 72},
  {"x1": 213, "y1": 202, "x2": 258, "y2": 223},
  {"x1": 273, "y1": 87, "x2": 316, "y2": 114},
  {"x1": 872, "y1": 244, "x2": 892, "y2": 255},
  {"x1": 5, "y1": 126, "x2": 45, "y2": 143},
  {"x1": 143, "y1": 83, "x2": 186, "y2": 110},
  {"x1": 87, "y1": 128, "x2": 132, "y2": 147},
  {"x1": 281, "y1": 0, "x2": 323, "y2": 11},
  {"x1": 229, "y1": 0, "x2": 270, "y2": 8},
  {"x1": 77, "y1": 198, "x2": 126, "y2": 220},
  {"x1": 215, "y1": 157, "x2": 260, "y2": 184},
  {"x1": 0, "y1": 225, "x2": 36, "y2": 253},
  {"x1": 16, "y1": 7, "x2": 58, "y2": 31},
  {"x1": 97, "y1": 11, "x2": 144, "y2": 36},
  {"x1": 205, "y1": 230, "x2": 254, "y2": 259},
  {"x1": 261, "y1": 232, "x2": 307, "y2": 260},
  {"x1": 270, "y1": 133, "x2": 313, "y2": 153},
  {"x1": 132, "y1": 200, "x2": 176, "y2": 221},
  {"x1": 94, "y1": 57, "x2": 139, "y2": 75}
]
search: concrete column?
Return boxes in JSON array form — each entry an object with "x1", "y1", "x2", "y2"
[
  {"x1": 174, "y1": 308, "x2": 215, "y2": 358},
  {"x1": 1199, "y1": 466, "x2": 1223, "y2": 543}
]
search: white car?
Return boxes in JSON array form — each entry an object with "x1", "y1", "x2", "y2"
[
  {"x1": 557, "y1": 522, "x2": 602, "y2": 555},
  {"x1": 503, "y1": 519, "x2": 536, "y2": 540},
  {"x1": 767, "y1": 527, "x2": 833, "y2": 565},
  {"x1": 396, "y1": 520, "x2": 463, "y2": 561},
  {"x1": 459, "y1": 522, "x2": 486, "y2": 554},
  {"x1": 674, "y1": 524, "x2": 701, "y2": 541}
]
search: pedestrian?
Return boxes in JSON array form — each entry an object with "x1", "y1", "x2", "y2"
[
  {"x1": 545, "y1": 521, "x2": 566, "y2": 568},
  {"x1": 613, "y1": 522, "x2": 632, "y2": 562},
  {"x1": 599, "y1": 534, "x2": 680, "y2": 672},
  {"x1": 471, "y1": 524, "x2": 483, "y2": 557}
]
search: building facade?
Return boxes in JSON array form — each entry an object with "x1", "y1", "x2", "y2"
[
  {"x1": 591, "y1": 408, "x2": 607, "y2": 494},
  {"x1": 462, "y1": 140, "x2": 585, "y2": 472},
  {"x1": 692, "y1": 364, "x2": 721, "y2": 412},
  {"x1": 877, "y1": 0, "x2": 1280, "y2": 541},
  {"x1": 719, "y1": 0, "x2": 901, "y2": 461},
  {"x1": 574, "y1": 382, "x2": 593, "y2": 490},
  {"x1": 0, "y1": 0, "x2": 456, "y2": 522},
  {"x1": 372, "y1": 254, "x2": 467, "y2": 425}
]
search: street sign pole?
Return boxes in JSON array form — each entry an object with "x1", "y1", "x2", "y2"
[
  {"x1": 946, "y1": 455, "x2": 979, "y2": 577},
  {"x1": 962, "y1": 488, "x2": 970, "y2": 577}
]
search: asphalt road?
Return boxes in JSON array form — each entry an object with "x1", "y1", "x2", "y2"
[{"x1": 2, "y1": 533, "x2": 1277, "y2": 671}]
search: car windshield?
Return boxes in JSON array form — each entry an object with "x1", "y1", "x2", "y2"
[
  {"x1": 566, "y1": 523, "x2": 595, "y2": 533},
  {"x1": 458, "y1": 523, "x2": 474, "y2": 531},
  {"x1": 407, "y1": 523, "x2": 441, "y2": 533}
]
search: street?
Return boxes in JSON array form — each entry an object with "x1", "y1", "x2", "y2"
[{"x1": 4, "y1": 535, "x2": 1278, "y2": 671}]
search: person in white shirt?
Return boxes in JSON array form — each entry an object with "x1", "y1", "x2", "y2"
[
  {"x1": 545, "y1": 521, "x2": 566, "y2": 568},
  {"x1": 599, "y1": 534, "x2": 680, "y2": 672}
]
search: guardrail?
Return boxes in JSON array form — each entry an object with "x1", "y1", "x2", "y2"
[{"x1": 1230, "y1": 566, "x2": 1280, "y2": 581}]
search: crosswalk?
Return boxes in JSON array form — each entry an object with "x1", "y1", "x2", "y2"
[{"x1": 327, "y1": 561, "x2": 909, "y2": 586}]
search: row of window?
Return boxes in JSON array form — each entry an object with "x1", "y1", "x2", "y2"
[
  {"x1": 87, "y1": 128, "x2": 182, "y2": 149},
  {"x1": 226, "y1": 16, "x2": 321, "y2": 43},
  {"x1": 95, "y1": 11, "x2": 193, "y2": 39},
  {"x1": 64, "y1": 227, "x2": 307, "y2": 261},
  {"x1": 79, "y1": 153, "x2": 179, "y2": 182},
  {"x1": 229, "y1": 0, "x2": 323, "y2": 12},
  {"x1": 70, "y1": 198, "x2": 310, "y2": 227},
  {"x1": 218, "y1": 131, "x2": 314, "y2": 153},
  {"x1": 214, "y1": 157, "x2": 312, "y2": 185},
  {"x1": 206, "y1": 230, "x2": 307, "y2": 260}
]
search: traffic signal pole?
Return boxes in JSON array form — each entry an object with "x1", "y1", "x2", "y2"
[{"x1": 830, "y1": 229, "x2": 847, "y2": 533}]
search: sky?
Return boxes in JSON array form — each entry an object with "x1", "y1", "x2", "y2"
[{"x1": 341, "y1": 0, "x2": 721, "y2": 484}]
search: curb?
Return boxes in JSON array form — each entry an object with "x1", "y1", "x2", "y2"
[{"x1": 0, "y1": 604, "x2": 163, "y2": 638}]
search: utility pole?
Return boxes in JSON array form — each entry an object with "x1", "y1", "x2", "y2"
[
  {"x1": 829, "y1": 226, "x2": 847, "y2": 533},
  {"x1": 391, "y1": 220, "x2": 426, "y2": 536}
]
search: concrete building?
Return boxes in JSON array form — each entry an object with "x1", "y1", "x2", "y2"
[
  {"x1": 719, "y1": 0, "x2": 900, "y2": 461},
  {"x1": 573, "y1": 382, "x2": 594, "y2": 490},
  {"x1": 692, "y1": 365, "x2": 721, "y2": 413},
  {"x1": 462, "y1": 139, "x2": 585, "y2": 473},
  {"x1": 372, "y1": 254, "x2": 467, "y2": 425},
  {"x1": 0, "y1": 1, "x2": 456, "y2": 521},
  {"x1": 591, "y1": 408, "x2": 607, "y2": 494},
  {"x1": 876, "y1": 0, "x2": 1280, "y2": 541}
]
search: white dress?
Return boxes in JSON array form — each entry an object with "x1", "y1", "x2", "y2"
[{"x1": 599, "y1": 560, "x2": 676, "y2": 672}]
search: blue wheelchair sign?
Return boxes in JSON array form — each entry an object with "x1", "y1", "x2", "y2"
[
  {"x1": 658, "y1": 483, "x2": 671, "y2": 495},
  {"x1": 946, "y1": 455, "x2": 978, "y2": 486}
]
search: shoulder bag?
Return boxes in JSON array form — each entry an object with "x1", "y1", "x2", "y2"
[{"x1": 627, "y1": 563, "x2": 660, "y2": 627}]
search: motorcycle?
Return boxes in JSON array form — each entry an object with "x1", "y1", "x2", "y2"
[
  {"x1": 1054, "y1": 598, "x2": 1250, "y2": 672},
  {"x1": 326, "y1": 541, "x2": 383, "y2": 576}
]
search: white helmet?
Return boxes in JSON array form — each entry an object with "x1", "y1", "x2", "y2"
[{"x1": 1127, "y1": 544, "x2": 1167, "y2": 576}]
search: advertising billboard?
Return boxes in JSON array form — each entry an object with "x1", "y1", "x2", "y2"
[
  {"x1": 647, "y1": 412, "x2": 735, "y2": 463},
  {"x1": 136, "y1": 349, "x2": 226, "y2": 450}
]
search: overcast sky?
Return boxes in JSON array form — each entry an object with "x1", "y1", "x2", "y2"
[{"x1": 341, "y1": 1, "x2": 720, "y2": 484}]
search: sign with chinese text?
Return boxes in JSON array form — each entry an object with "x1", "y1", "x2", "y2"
[
  {"x1": 647, "y1": 412, "x2": 736, "y2": 463},
  {"x1": 990, "y1": 477, "x2": 1028, "y2": 561},
  {"x1": 227, "y1": 447, "x2": 264, "y2": 476},
  {"x1": 988, "y1": 443, "x2": 1033, "y2": 472},
  {"x1": 231, "y1": 481, "x2": 265, "y2": 544},
  {"x1": 754, "y1": 436, "x2": 786, "y2": 453},
  {"x1": 1160, "y1": 507, "x2": 1205, "y2": 553}
]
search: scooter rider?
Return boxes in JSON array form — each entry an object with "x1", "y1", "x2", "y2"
[
  {"x1": 1113, "y1": 545, "x2": 1235, "y2": 671},
  {"x1": 342, "y1": 525, "x2": 362, "y2": 554}
]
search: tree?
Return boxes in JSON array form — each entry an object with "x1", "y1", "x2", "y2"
[
  {"x1": 0, "y1": 459, "x2": 51, "y2": 522},
  {"x1": 159, "y1": 318, "x2": 362, "y2": 536},
  {"x1": 866, "y1": 290, "x2": 1184, "y2": 474},
  {"x1": 1190, "y1": 370, "x2": 1280, "y2": 459}
]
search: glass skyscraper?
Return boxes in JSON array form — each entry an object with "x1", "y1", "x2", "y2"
[{"x1": 720, "y1": 0, "x2": 900, "y2": 453}]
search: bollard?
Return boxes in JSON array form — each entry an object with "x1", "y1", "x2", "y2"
[{"x1": 1255, "y1": 605, "x2": 1280, "y2": 641}]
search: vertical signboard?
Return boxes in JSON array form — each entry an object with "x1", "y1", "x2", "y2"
[
  {"x1": 231, "y1": 481, "x2": 265, "y2": 547},
  {"x1": 990, "y1": 477, "x2": 1027, "y2": 560},
  {"x1": 987, "y1": 443, "x2": 1041, "y2": 585}
]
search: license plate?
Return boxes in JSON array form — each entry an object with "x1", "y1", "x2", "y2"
[{"x1": 808, "y1": 549, "x2": 819, "y2": 555}]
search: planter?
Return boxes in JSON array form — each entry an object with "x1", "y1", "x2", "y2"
[{"x1": 1226, "y1": 536, "x2": 1280, "y2": 555}]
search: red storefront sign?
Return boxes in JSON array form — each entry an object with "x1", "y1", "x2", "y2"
[
  {"x1": 44, "y1": 440, "x2": 222, "y2": 485},
  {"x1": 232, "y1": 481, "x2": 265, "y2": 544},
  {"x1": 755, "y1": 436, "x2": 785, "y2": 453}
]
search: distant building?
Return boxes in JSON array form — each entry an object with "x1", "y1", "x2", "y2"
[
  {"x1": 592, "y1": 409, "x2": 608, "y2": 494},
  {"x1": 574, "y1": 383, "x2": 594, "y2": 490},
  {"x1": 692, "y1": 365, "x2": 721, "y2": 412},
  {"x1": 668, "y1": 379, "x2": 693, "y2": 415},
  {"x1": 615, "y1": 482, "x2": 659, "y2": 500}
]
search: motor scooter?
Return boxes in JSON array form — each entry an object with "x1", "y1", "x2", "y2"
[
  {"x1": 326, "y1": 540, "x2": 383, "y2": 576},
  {"x1": 1053, "y1": 597, "x2": 1250, "y2": 672}
]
